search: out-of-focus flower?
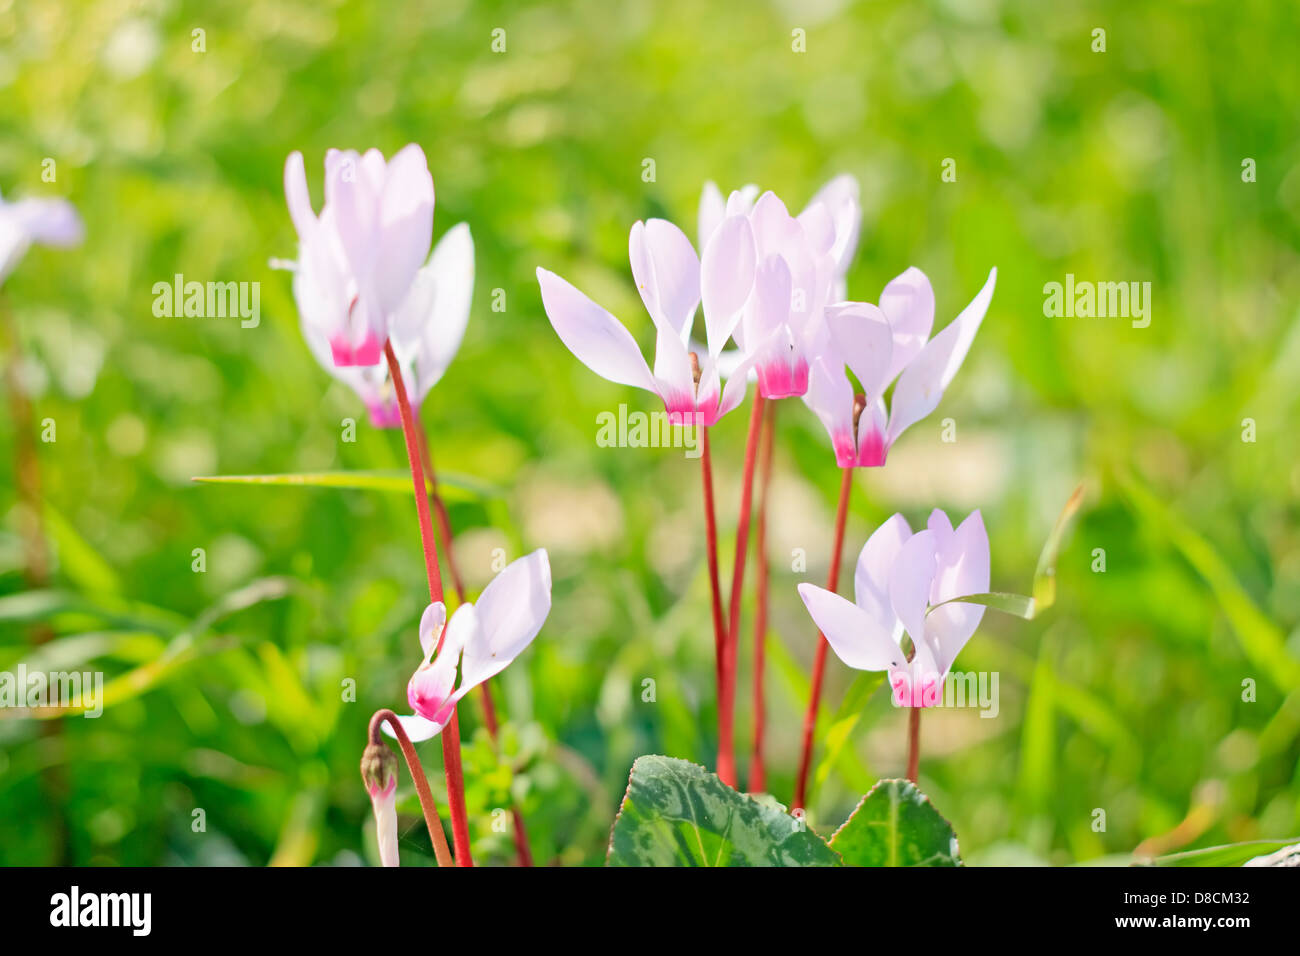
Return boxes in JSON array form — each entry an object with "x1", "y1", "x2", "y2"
[
  {"x1": 299, "y1": 223, "x2": 474, "y2": 427},
  {"x1": 359, "y1": 742, "x2": 400, "y2": 867},
  {"x1": 387, "y1": 550, "x2": 552, "y2": 742},
  {"x1": 280, "y1": 146, "x2": 434, "y2": 366},
  {"x1": 537, "y1": 215, "x2": 760, "y2": 426},
  {"x1": 0, "y1": 189, "x2": 83, "y2": 282},
  {"x1": 805, "y1": 266, "x2": 997, "y2": 467},
  {"x1": 797, "y1": 510, "x2": 989, "y2": 707}
]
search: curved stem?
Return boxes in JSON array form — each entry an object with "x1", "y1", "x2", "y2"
[
  {"x1": 792, "y1": 466, "x2": 854, "y2": 811},
  {"x1": 719, "y1": 394, "x2": 765, "y2": 787},
  {"x1": 415, "y1": 418, "x2": 532, "y2": 867},
  {"x1": 700, "y1": 428, "x2": 726, "y2": 712},
  {"x1": 369, "y1": 709, "x2": 454, "y2": 868},
  {"x1": 748, "y1": 401, "x2": 776, "y2": 794},
  {"x1": 906, "y1": 706, "x2": 921, "y2": 784},
  {"x1": 384, "y1": 341, "x2": 473, "y2": 866}
]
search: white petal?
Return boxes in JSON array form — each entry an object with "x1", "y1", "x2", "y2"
[
  {"x1": 698, "y1": 181, "x2": 726, "y2": 251},
  {"x1": 13, "y1": 198, "x2": 83, "y2": 247},
  {"x1": 418, "y1": 602, "x2": 447, "y2": 659},
  {"x1": 373, "y1": 143, "x2": 435, "y2": 317},
  {"x1": 700, "y1": 215, "x2": 756, "y2": 356},
  {"x1": 459, "y1": 549, "x2": 551, "y2": 692},
  {"x1": 536, "y1": 268, "x2": 655, "y2": 391},
  {"x1": 630, "y1": 218, "x2": 700, "y2": 338},
  {"x1": 927, "y1": 510, "x2": 989, "y2": 676},
  {"x1": 381, "y1": 713, "x2": 445, "y2": 742},
  {"x1": 854, "y1": 514, "x2": 912, "y2": 629},
  {"x1": 879, "y1": 267, "x2": 935, "y2": 383},
  {"x1": 284, "y1": 151, "x2": 316, "y2": 237},
  {"x1": 797, "y1": 583, "x2": 905, "y2": 672},
  {"x1": 889, "y1": 528, "x2": 937, "y2": 649},
  {"x1": 823, "y1": 301, "x2": 894, "y2": 399},
  {"x1": 802, "y1": 356, "x2": 855, "y2": 466},
  {"x1": 887, "y1": 267, "x2": 996, "y2": 445},
  {"x1": 415, "y1": 223, "x2": 474, "y2": 398}
]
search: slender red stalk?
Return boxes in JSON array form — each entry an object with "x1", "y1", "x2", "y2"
[
  {"x1": 699, "y1": 428, "x2": 727, "y2": 707},
  {"x1": 792, "y1": 466, "x2": 854, "y2": 811},
  {"x1": 719, "y1": 394, "x2": 765, "y2": 787},
  {"x1": 748, "y1": 402, "x2": 776, "y2": 793},
  {"x1": 415, "y1": 420, "x2": 533, "y2": 867},
  {"x1": 906, "y1": 706, "x2": 921, "y2": 783},
  {"x1": 369, "y1": 709, "x2": 454, "y2": 867},
  {"x1": 2, "y1": 292, "x2": 67, "y2": 863},
  {"x1": 384, "y1": 341, "x2": 473, "y2": 866}
]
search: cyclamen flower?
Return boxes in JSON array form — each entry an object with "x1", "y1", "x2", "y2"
[
  {"x1": 699, "y1": 179, "x2": 861, "y2": 399},
  {"x1": 797, "y1": 510, "x2": 989, "y2": 707},
  {"x1": 537, "y1": 214, "x2": 760, "y2": 427},
  {"x1": 699, "y1": 174, "x2": 861, "y2": 301},
  {"x1": 805, "y1": 266, "x2": 997, "y2": 467},
  {"x1": 0, "y1": 189, "x2": 83, "y2": 283},
  {"x1": 281, "y1": 146, "x2": 435, "y2": 366},
  {"x1": 301, "y1": 223, "x2": 474, "y2": 427},
  {"x1": 387, "y1": 549, "x2": 551, "y2": 742}
]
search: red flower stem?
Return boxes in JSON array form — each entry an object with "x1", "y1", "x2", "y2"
[
  {"x1": 719, "y1": 393, "x2": 765, "y2": 787},
  {"x1": 906, "y1": 705, "x2": 921, "y2": 784},
  {"x1": 415, "y1": 419, "x2": 533, "y2": 867},
  {"x1": 383, "y1": 340, "x2": 472, "y2": 867},
  {"x1": 369, "y1": 709, "x2": 455, "y2": 867},
  {"x1": 792, "y1": 466, "x2": 854, "y2": 811},
  {"x1": 2, "y1": 292, "x2": 67, "y2": 864},
  {"x1": 1, "y1": 293, "x2": 49, "y2": 598},
  {"x1": 748, "y1": 401, "x2": 777, "y2": 794},
  {"x1": 699, "y1": 427, "x2": 727, "y2": 710}
]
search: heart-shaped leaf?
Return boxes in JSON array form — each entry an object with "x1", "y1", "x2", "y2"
[
  {"x1": 606, "y1": 755, "x2": 841, "y2": 867},
  {"x1": 829, "y1": 779, "x2": 962, "y2": 866}
]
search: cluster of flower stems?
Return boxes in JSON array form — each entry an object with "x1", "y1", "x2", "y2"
[
  {"x1": 705, "y1": 393, "x2": 923, "y2": 810},
  {"x1": 365, "y1": 341, "x2": 530, "y2": 867}
]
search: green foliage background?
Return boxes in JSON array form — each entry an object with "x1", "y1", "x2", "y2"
[{"x1": 1, "y1": 0, "x2": 1298, "y2": 865}]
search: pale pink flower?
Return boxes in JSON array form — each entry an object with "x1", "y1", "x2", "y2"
[
  {"x1": 537, "y1": 215, "x2": 760, "y2": 426},
  {"x1": 798, "y1": 510, "x2": 989, "y2": 707},
  {"x1": 300, "y1": 223, "x2": 474, "y2": 426},
  {"x1": 804, "y1": 266, "x2": 997, "y2": 467},
  {"x1": 0, "y1": 189, "x2": 83, "y2": 282},
  {"x1": 280, "y1": 146, "x2": 435, "y2": 366},
  {"x1": 386, "y1": 550, "x2": 552, "y2": 742}
]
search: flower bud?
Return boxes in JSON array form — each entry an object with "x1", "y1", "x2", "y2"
[{"x1": 360, "y1": 742, "x2": 400, "y2": 867}]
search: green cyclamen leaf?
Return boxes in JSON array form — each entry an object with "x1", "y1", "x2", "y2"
[
  {"x1": 606, "y1": 755, "x2": 841, "y2": 867},
  {"x1": 829, "y1": 779, "x2": 963, "y2": 867}
]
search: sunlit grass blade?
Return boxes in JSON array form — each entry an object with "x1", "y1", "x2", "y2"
[
  {"x1": 1032, "y1": 482, "x2": 1085, "y2": 610},
  {"x1": 192, "y1": 469, "x2": 499, "y2": 502},
  {"x1": 930, "y1": 483, "x2": 1085, "y2": 621},
  {"x1": 1118, "y1": 471, "x2": 1300, "y2": 689},
  {"x1": 1141, "y1": 838, "x2": 1300, "y2": 867},
  {"x1": 0, "y1": 578, "x2": 295, "y2": 719}
]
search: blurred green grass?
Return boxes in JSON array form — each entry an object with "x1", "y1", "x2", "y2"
[{"x1": 1, "y1": 0, "x2": 1298, "y2": 865}]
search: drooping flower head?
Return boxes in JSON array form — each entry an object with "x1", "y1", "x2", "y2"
[
  {"x1": 537, "y1": 214, "x2": 759, "y2": 427},
  {"x1": 798, "y1": 510, "x2": 989, "y2": 707},
  {"x1": 805, "y1": 266, "x2": 997, "y2": 467},
  {"x1": 281, "y1": 146, "x2": 435, "y2": 366},
  {"x1": 359, "y1": 742, "x2": 400, "y2": 867},
  {"x1": 387, "y1": 549, "x2": 552, "y2": 742},
  {"x1": 0, "y1": 189, "x2": 83, "y2": 283},
  {"x1": 300, "y1": 223, "x2": 474, "y2": 426}
]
